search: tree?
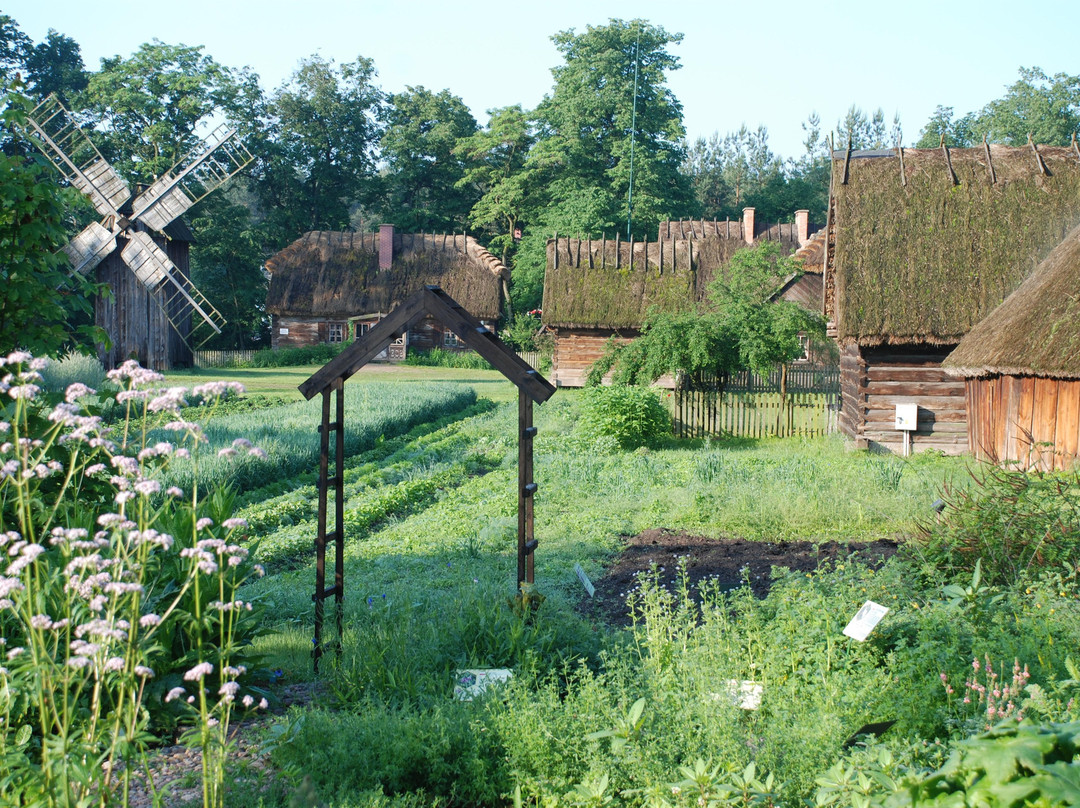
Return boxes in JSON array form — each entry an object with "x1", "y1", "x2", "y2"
[
  {"x1": 915, "y1": 105, "x2": 976, "y2": 147},
  {"x1": 189, "y1": 193, "x2": 268, "y2": 350},
  {"x1": 0, "y1": 15, "x2": 30, "y2": 88},
  {"x1": 24, "y1": 29, "x2": 87, "y2": 104},
  {"x1": 377, "y1": 85, "x2": 478, "y2": 232},
  {"x1": 530, "y1": 18, "x2": 695, "y2": 237},
  {"x1": 587, "y1": 242, "x2": 824, "y2": 387},
  {"x1": 257, "y1": 54, "x2": 384, "y2": 242},
  {"x1": 835, "y1": 105, "x2": 900, "y2": 149},
  {"x1": 974, "y1": 66, "x2": 1080, "y2": 145},
  {"x1": 82, "y1": 42, "x2": 244, "y2": 183},
  {"x1": 455, "y1": 105, "x2": 536, "y2": 265},
  {"x1": 0, "y1": 99, "x2": 98, "y2": 355}
]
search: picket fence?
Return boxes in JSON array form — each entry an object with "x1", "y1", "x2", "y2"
[{"x1": 673, "y1": 365, "x2": 840, "y2": 440}]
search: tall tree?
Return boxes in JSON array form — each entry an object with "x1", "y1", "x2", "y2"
[
  {"x1": 915, "y1": 105, "x2": 977, "y2": 147},
  {"x1": 975, "y1": 67, "x2": 1080, "y2": 145},
  {"x1": 377, "y1": 85, "x2": 477, "y2": 232},
  {"x1": 0, "y1": 15, "x2": 30, "y2": 88},
  {"x1": 0, "y1": 98, "x2": 98, "y2": 355},
  {"x1": 257, "y1": 54, "x2": 384, "y2": 243},
  {"x1": 456, "y1": 105, "x2": 536, "y2": 265},
  {"x1": 24, "y1": 29, "x2": 86, "y2": 104},
  {"x1": 835, "y1": 105, "x2": 900, "y2": 150},
  {"x1": 83, "y1": 41, "x2": 244, "y2": 182},
  {"x1": 532, "y1": 18, "x2": 694, "y2": 237}
]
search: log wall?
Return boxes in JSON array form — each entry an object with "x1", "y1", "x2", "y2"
[
  {"x1": 96, "y1": 235, "x2": 192, "y2": 370},
  {"x1": 839, "y1": 342, "x2": 967, "y2": 454},
  {"x1": 966, "y1": 375, "x2": 1080, "y2": 470},
  {"x1": 550, "y1": 329, "x2": 633, "y2": 387}
]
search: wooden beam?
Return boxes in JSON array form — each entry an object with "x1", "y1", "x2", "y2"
[{"x1": 298, "y1": 295, "x2": 427, "y2": 399}]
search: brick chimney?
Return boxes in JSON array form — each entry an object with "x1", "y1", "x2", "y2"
[
  {"x1": 379, "y1": 224, "x2": 395, "y2": 270},
  {"x1": 742, "y1": 208, "x2": 755, "y2": 245},
  {"x1": 795, "y1": 210, "x2": 810, "y2": 246}
]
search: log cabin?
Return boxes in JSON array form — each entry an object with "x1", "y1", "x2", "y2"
[
  {"x1": 265, "y1": 225, "x2": 508, "y2": 358},
  {"x1": 541, "y1": 208, "x2": 822, "y2": 387},
  {"x1": 943, "y1": 222, "x2": 1080, "y2": 470},
  {"x1": 824, "y1": 143, "x2": 1080, "y2": 455}
]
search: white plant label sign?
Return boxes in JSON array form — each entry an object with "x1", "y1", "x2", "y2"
[
  {"x1": 843, "y1": 600, "x2": 889, "y2": 642},
  {"x1": 454, "y1": 668, "x2": 513, "y2": 701},
  {"x1": 574, "y1": 563, "x2": 595, "y2": 597}
]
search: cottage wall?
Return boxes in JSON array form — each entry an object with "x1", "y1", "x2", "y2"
[
  {"x1": 272, "y1": 313, "x2": 488, "y2": 358},
  {"x1": 965, "y1": 375, "x2": 1080, "y2": 470},
  {"x1": 839, "y1": 343, "x2": 967, "y2": 454},
  {"x1": 550, "y1": 329, "x2": 633, "y2": 388}
]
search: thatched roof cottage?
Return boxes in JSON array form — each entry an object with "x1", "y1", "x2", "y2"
[
  {"x1": 942, "y1": 222, "x2": 1080, "y2": 469},
  {"x1": 541, "y1": 208, "x2": 821, "y2": 387},
  {"x1": 265, "y1": 226, "x2": 508, "y2": 357},
  {"x1": 825, "y1": 143, "x2": 1080, "y2": 454}
]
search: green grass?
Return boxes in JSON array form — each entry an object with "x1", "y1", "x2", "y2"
[{"x1": 166, "y1": 364, "x2": 522, "y2": 403}]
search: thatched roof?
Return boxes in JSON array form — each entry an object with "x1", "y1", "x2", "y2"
[
  {"x1": 542, "y1": 222, "x2": 818, "y2": 330},
  {"x1": 265, "y1": 231, "x2": 507, "y2": 319},
  {"x1": 944, "y1": 223, "x2": 1080, "y2": 378},
  {"x1": 828, "y1": 144, "x2": 1080, "y2": 346},
  {"x1": 794, "y1": 228, "x2": 826, "y2": 274}
]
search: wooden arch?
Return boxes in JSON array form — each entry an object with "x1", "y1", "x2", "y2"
[{"x1": 299, "y1": 285, "x2": 556, "y2": 670}]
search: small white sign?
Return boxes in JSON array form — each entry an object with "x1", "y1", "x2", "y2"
[
  {"x1": 454, "y1": 668, "x2": 512, "y2": 701},
  {"x1": 278, "y1": 327, "x2": 289, "y2": 335},
  {"x1": 895, "y1": 403, "x2": 918, "y2": 431},
  {"x1": 710, "y1": 680, "x2": 764, "y2": 710},
  {"x1": 574, "y1": 563, "x2": 595, "y2": 597},
  {"x1": 843, "y1": 601, "x2": 890, "y2": 642}
]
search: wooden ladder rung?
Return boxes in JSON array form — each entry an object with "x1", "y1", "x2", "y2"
[
  {"x1": 321, "y1": 476, "x2": 342, "y2": 488},
  {"x1": 317, "y1": 421, "x2": 342, "y2": 433},
  {"x1": 524, "y1": 539, "x2": 538, "y2": 554},
  {"x1": 312, "y1": 585, "x2": 341, "y2": 601}
]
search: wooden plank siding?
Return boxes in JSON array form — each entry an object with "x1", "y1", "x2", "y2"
[
  {"x1": 966, "y1": 375, "x2": 1080, "y2": 469},
  {"x1": 550, "y1": 329, "x2": 634, "y2": 388},
  {"x1": 839, "y1": 343, "x2": 967, "y2": 454}
]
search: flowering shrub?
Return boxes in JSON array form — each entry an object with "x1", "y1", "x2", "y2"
[{"x1": 0, "y1": 353, "x2": 267, "y2": 807}]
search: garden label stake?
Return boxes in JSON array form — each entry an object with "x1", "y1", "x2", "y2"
[{"x1": 300, "y1": 286, "x2": 556, "y2": 672}]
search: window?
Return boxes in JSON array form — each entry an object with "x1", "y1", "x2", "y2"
[
  {"x1": 443, "y1": 329, "x2": 459, "y2": 347},
  {"x1": 327, "y1": 323, "x2": 344, "y2": 343}
]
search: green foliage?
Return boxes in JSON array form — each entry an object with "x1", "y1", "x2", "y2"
[
  {"x1": 248, "y1": 342, "x2": 350, "y2": 368},
  {"x1": 378, "y1": 85, "x2": 478, "y2": 232},
  {"x1": 578, "y1": 385, "x2": 672, "y2": 449},
  {"x1": 402, "y1": 347, "x2": 494, "y2": 370},
  {"x1": 0, "y1": 103, "x2": 98, "y2": 356},
  {"x1": 38, "y1": 350, "x2": 107, "y2": 393},
  {"x1": 590, "y1": 242, "x2": 825, "y2": 386},
  {"x1": 909, "y1": 462, "x2": 1080, "y2": 585}
]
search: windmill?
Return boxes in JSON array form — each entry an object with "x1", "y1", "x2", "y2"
[{"x1": 19, "y1": 94, "x2": 254, "y2": 367}]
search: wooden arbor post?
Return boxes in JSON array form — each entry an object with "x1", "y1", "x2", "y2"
[{"x1": 298, "y1": 286, "x2": 556, "y2": 672}]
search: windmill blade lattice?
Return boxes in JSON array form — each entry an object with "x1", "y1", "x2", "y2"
[
  {"x1": 21, "y1": 95, "x2": 131, "y2": 219},
  {"x1": 131, "y1": 124, "x2": 254, "y2": 232},
  {"x1": 122, "y1": 232, "x2": 226, "y2": 339},
  {"x1": 63, "y1": 221, "x2": 119, "y2": 276}
]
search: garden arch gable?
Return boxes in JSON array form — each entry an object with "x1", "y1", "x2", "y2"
[{"x1": 299, "y1": 285, "x2": 556, "y2": 670}]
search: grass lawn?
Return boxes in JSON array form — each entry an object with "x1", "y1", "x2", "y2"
[{"x1": 167, "y1": 363, "x2": 521, "y2": 403}]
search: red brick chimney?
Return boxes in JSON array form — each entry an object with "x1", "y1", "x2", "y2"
[
  {"x1": 379, "y1": 224, "x2": 395, "y2": 270},
  {"x1": 795, "y1": 210, "x2": 810, "y2": 246},
  {"x1": 742, "y1": 208, "x2": 755, "y2": 245}
]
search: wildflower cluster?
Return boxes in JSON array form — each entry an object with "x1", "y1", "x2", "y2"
[
  {"x1": 941, "y1": 655, "x2": 1031, "y2": 731},
  {"x1": 0, "y1": 351, "x2": 267, "y2": 808}
]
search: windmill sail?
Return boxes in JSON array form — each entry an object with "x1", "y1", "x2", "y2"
[
  {"x1": 121, "y1": 231, "x2": 225, "y2": 337},
  {"x1": 131, "y1": 124, "x2": 254, "y2": 232},
  {"x1": 21, "y1": 95, "x2": 130, "y2": 218},
  {"x1": 63, "y1": 221, "x2": 118, "y2": 275}
]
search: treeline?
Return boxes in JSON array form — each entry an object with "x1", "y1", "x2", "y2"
[{"x1": 2, "y1": 14, "x2": 1078, "y2": 351}]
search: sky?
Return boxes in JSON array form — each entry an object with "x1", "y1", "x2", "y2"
[{"x1": 9, "y1": 0, "x2": 1080, "y2": 158}]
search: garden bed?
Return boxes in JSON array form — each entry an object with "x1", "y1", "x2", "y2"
[{"x1": 585, "y1": 528, "x2": 899, "y2": 625}]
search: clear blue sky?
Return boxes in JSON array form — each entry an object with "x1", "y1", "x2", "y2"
[{"x1": 9, "y1": 0, "x2": 1080, "y2": 158}]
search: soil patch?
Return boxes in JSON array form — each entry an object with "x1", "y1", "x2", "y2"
[{"x1": 583, "y1": 529, "x2": 899, "y2": 626}]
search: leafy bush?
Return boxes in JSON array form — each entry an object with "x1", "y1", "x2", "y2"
[
  {"x1": 910, "y1": 462, "x2": 1080, "y2": 585},
  {"x1": 577, "y1": 385, "x2": 673, "y2": 449},
  {"x1": 38, "y1": 350, "x2": 108, "y2": 393},
  {"x1": 248, "y1": 343, "x2": 349, "y2": 368},
  {"x1": 403, "y1": 347, "x2": 495, "y2": 370}
]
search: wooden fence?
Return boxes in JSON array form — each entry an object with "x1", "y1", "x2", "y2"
[
  {"x1": 674, "y1": 365, "x2": 840, "y2": 439},
  {"x1": 194, "y1": 349, "x2": 256, "y2": 368}
]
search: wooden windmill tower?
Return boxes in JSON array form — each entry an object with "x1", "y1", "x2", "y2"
[{"x1": 20, "y1": 94, "x2": 254, "y2": 369}]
